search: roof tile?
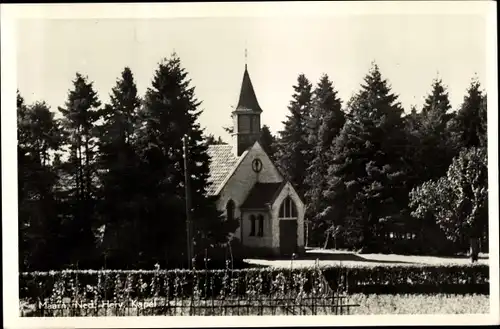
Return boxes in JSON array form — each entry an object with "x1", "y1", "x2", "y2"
[{"x1": 207, "y1": 144, "x2": 239, "y2": 195}]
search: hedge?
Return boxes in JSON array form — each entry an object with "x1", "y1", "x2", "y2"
[
  {"x1": 323, "y1": 263, "x2": 489, "y2": 294},
  {"x1": 19, "y1": 263, "x2": 489, "y2": 303}
]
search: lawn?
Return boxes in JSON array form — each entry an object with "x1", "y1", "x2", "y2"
[
  {"x1": 347, "y1": 293, "x2": 489, "y2": 314},
  {"x1": 244, "y1": 248, "x2": 489, "y2": 268}
]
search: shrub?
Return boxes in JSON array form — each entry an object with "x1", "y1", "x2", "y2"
[
  {"x1": 19, "y1": 263, "x2": 489, "y2": 305},
  {"x1": 326, "y1": 263, "x2": 489, "y2": 294}
]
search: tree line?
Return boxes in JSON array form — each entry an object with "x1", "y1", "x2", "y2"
[
  {"x1": 270, "y1": 64, "x2": 487, "y2": 260},
  {"x1": 18, "y1": 54, "x2": 238, "y2": 271},
  {"x1": 18, "y1": 55, "x2": 487, "y2": 272}
]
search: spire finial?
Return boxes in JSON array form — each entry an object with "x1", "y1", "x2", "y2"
[{"x1": 245, "y1": 41, "x2": 248, "y2": 70}]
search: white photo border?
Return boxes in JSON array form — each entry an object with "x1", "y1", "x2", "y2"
[{"x1": 2, "y1": 1, "x2": 498, "y2": 328}]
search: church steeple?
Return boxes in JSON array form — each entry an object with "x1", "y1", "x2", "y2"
[
  {"x1": 231, "y1": 61, "x2": 262, "y2": 156},
  {"x1": 236, "y1": 65, "x2": 262, "y2": 113}
]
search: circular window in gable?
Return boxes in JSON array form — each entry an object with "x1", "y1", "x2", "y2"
[{"x1": 252, "y1": 158, "x2": 263, "y2": 173}]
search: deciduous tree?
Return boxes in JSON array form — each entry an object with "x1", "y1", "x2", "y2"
[{"x1": 410, "y1": 147, "x2": 488, "y2": 262}]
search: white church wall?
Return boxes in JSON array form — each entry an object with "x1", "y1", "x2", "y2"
[
  {"x1": 216, "y1": 142, "x2": 283, "y2": 247},
  {"x1": 239, "y1": 211, "x2": 273, "y2": 249}
]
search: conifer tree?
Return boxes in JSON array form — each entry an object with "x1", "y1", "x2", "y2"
[
  {"x1": 449, "y1": 78, "x2": 486, "y2": 149},
  {"x1": 17, "y1": 93, "x2": 63, "y2": 270},
  {"x1": 96, "y1": 67, "x2": 142, "y2": 267},
  {"x1": 276, "y1": 74, "x2": 313, "y2": 197},
  {"x1": 58, "y1": 73, "x2": 102, "y2": 268},
  {"x1": 205, "y1": 134, "x2": 226, "y2": 145},
  {"x1": 135, "y1": 53, "x2": 236, "y2": 267},
  {"x1": 303, "y1": 74, "x2": 345, "y2": 246},
  {"x1": 259, "y1": 124, "x2": 276, "y2": 160},
  {"x1": 404, "y1": 105, "x2": 422, "y2": 133},
  {"x1": 413, "y1": 78, "x2": 456, "y2": 183},
  {"x1": 324, "y1": 64, "x2": 408, "y2": 252}
]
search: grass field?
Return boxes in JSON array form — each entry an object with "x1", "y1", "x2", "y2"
[
  {"x1": 347, "y1": 294, "x2": 489, "y2": 314},
  {"x1": 244, "y1": 249, "x2": 490, "y2": 268}
]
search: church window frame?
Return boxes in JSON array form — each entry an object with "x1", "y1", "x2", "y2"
[
  {"x1": 226, "y1": 199, "x2": 235, "y2": 222},
  {"x1": 279, "y1": 196, "x2": 298, "y2": 219},
  {"x1": 249, "y1": 214, "x2": 256, "y2": 236},
  {"x1": 257, "y1": 214, "x2": 264, "y2": 237}
]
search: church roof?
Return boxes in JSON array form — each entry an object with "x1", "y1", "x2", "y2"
[
  {"x1": 206, "y1": 144, "x2": 239, "y2": 195},
  {"x1": 235, "y1": 65, "x2": 263, "y2": 113},
  {"x1": 240, "y1": 182, "x2": 285, "y2": 209}
]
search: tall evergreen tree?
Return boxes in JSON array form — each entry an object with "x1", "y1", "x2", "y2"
[
  {"x1": 96, "y1": 67, "x2": 142, "y2": 267},
  {"x1": 399, "y1": 79, "x2": 460, "y2": 254},
  {"x1": 449, "y1": 78, "x2": 486, "y2": 149},
  {"x1": 413, "y1": 78, "x2": 456, "y2": 183},
  {"x1": 135, "y1": 54, "x2": 236, "y2": 268},
  {"x1": 58, "y1": 73, "x2": 102, "y2": 268},
  {"x1": 324, "y1": 64, "x2": 408, "y2": 252},
  {"x1": 259, "y1": 124, "x2": 276, "y2": 160},
  {"x1": 17, "y1": 94, "x2": 63, "y2": 270},
  {"x1": 303, "y1": 74, "x2": 345, "y2": 246},
  {"x1": 276, "y1": 74, "x2": 313, "y2": 197}
]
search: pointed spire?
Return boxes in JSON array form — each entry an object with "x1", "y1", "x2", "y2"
[{"x1": 236, "y1": 62, "x2": 262, "y2": 113}]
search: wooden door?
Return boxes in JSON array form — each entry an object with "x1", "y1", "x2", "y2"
[{"x1": 279, "y1": 220, "x2": 297, "y2": 256}]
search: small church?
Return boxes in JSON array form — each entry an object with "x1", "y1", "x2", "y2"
[{"x1": 207, "y1": 63, "x2": 305, "y2": 257}]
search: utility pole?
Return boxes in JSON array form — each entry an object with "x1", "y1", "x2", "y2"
[{"x1": 183, "y1": 135, "x2": 193, "y2": 269}]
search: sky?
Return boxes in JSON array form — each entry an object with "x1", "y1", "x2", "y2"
[{"x1": 16, "y1": 14, "x2": 488, "y2": 142}]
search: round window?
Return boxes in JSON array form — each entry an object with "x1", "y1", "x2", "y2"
[{"x1": 252, "y1": 158, "x2": 263, "y2": 173}]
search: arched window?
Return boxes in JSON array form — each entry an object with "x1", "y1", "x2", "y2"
[
  {"x1": 249, "y1": 215, "x2": 256, "y2": 236},
  {"x1": 257, "y1": 215, "x2": 264, "y2": 237},
  {"x1": 279, "y1": 196, "x2": 298, "y2": 219},
  {"x1": 226, "y1": 200, "x2": 235, "y2": 222}
]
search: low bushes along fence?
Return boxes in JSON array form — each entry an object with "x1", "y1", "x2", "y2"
[
  {"x1": 324, "y1": 263, "x2": 489, "y2": 294},
  {"x1": 20, "y1": 265, "x2": 356, "y2": 316},
  {"x1": 20, "y1": 263, "x2": 489, "y2": 303}
]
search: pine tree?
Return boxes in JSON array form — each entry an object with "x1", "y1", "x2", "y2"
[
  {"x1": 449, "y1": 78, "x2": 486, "y2": 149},
  {"x1": 303, "y1": 74, "x2": 345, "y2": 246},
  {"x1": 135, "y1": 53, "x2": 236, "y2": 268},
  {"x1": 259, "y1": 124, "x2": 276, "y2": 160},
  {"x1": 58, "y1": 73, "x2": 102, "y2": 268},
  {"x1": 96, "y1": 67, "x2": 142, "y2": 267},
  {"x1": 276, "y1": 74, "x2": 313, "y2": 197},
  {"x1": 324, "y1": 64, "x2": 408, "y2": 252},
  {"x1": 206, "y1": 133, "x2": 226, "y2": 145},
  {"x1": 404, "y1": 105, "x2": 421, "y2": 133},
  {"x1": 413, "y1": 78, "x2": 456, "y2": 182},
  {"x1": 17, "y1": 94, "x2": 63, "y2": 270}
]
